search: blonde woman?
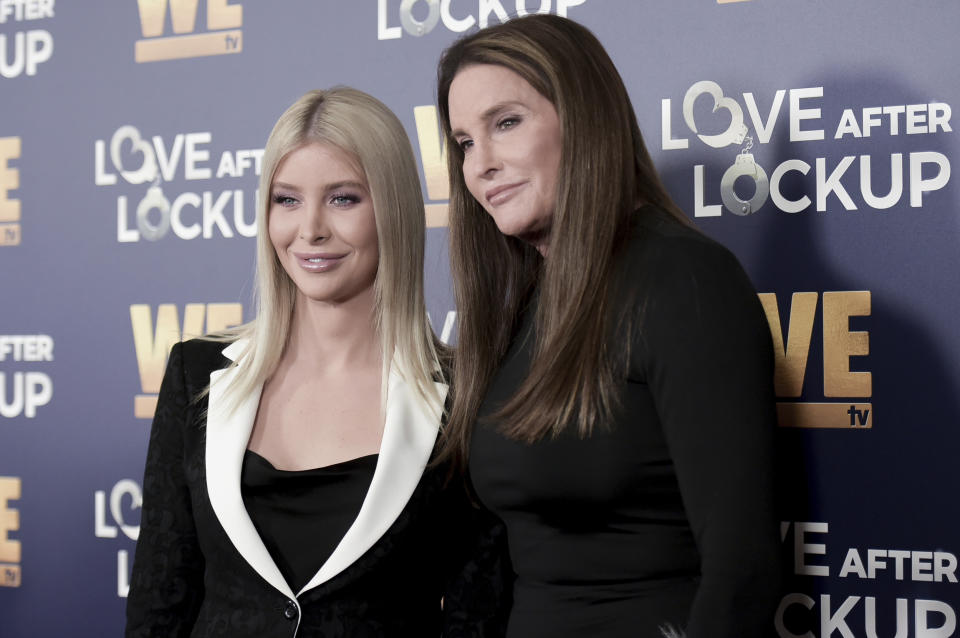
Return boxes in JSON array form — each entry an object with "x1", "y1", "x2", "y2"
[{"x1": 126, "y1": 88, "x2": 509, "y2": 638}]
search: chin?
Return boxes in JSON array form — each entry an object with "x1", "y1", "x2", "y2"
[
  {"x1": 490, "y1": 214, "x2": 535, "y2": 240},
  {"x1": 495, "y1": 219, "x2": 551, "y2": 250}
]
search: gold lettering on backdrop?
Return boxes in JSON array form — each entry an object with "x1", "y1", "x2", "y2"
[
  {"x1": 776, "y1": 402, "x2": 873, "y2": 429},
  {"x1": 137, "y1": 0, "x2": 200, "y2": 37},
  {"x1": 0, "y1": 476, "x2": 21, "y2": 587},
  {"x1": 823, "y1": 291, "x2": 871, "y2": 397},
  {"x1": 759, "y1": 292, "x2": 817, "y2": 397},
  {"x1": 135, "y1": 0, "x2": 243, "y2": 63},
  {"x1": 413, "y1": 106, "x2": 448, "y2": 201},
  {"x1": 0, "y1": 225, "x2": 20, "y2": 245},
  {"x1": 423, "y1": 203, "x2": 449, "y2": 228},
  {"x1": 758, "y1": 291, "x2": 872, "y2": 429},
  {"x1": 207, "y1": 0, "x2": 242, "y2": 30},
  {"x1": 0, "y1": 137, "x2": 21, "y2": 246},
  {"x1": 130, "y1": 303, "x2": 242, "y2": 418},
  {"x1": 204, "y1": 303, "x2": 243, "y2": 335},
  {"x1": 413, "y1": 106, "x2": 449, "y2": 228}
]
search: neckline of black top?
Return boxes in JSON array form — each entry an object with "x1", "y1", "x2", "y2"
[{"x1": 243, "y1": 448, "x2": 379, "y2": 475}]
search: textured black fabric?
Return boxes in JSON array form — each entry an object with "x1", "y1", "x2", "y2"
[
  {"x1": 126, "y1": 339, "x2": 511, "y2": 638},
  {"x1": 471, "y1": 206, "x2": 781, "y2": 638},
  {"x1": 241, "y1": 450, "x2": 377, "y2": 593}
]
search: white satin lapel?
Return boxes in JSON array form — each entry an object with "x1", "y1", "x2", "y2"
[
  {"x1": 298, "y1": 368, "x2": 447, "y2": 594},
  {"x1": 205, "y1": 340, "x2": 297, "y2": 601}
]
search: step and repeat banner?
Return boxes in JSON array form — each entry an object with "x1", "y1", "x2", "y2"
[{"x1": 1, "y1": 1, "x2": 957, "y2": 636}]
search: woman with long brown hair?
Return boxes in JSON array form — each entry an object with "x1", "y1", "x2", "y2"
[{"x1": 437, "y1": 15, "x2": 780, "y2": 638}]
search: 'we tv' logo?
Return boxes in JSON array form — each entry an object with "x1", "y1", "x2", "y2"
[
  {"x1": 135, "y1": 0, "x2": 242, "y2": 63},
  {"x1": 0, "y1": 476, "x2": 21, "y2": 588},
  {"x1": 761, "y1": 291, "x2": 872, "y2": 429},
  {"x1": 131, "y1": 303, "x2": 243, "y2": 418},
  {"x1": 0, "y1": 137, "x2": 20, "y2": 246}
]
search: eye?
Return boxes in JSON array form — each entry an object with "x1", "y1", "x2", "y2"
[
  {"x1": 272, "y1": 193, "x2": 299, "y2": 207},
  {"x1": 330, "y1": 193, "x2": 360, "y2": 207},
  {"x1": 457, "y1": 138, "x2": 474, "y2": 153},
  {"x1": 497, "y1": 116, "x2": 520, "y2": 130}
]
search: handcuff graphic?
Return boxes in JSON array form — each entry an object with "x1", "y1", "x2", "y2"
[{"x1": 682, "y1": 80, "x2": 769, "y2": 216}]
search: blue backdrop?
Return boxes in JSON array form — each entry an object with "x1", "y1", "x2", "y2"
[{"x1": 1, "y1": 1, "x2": 957, "y2": 636}]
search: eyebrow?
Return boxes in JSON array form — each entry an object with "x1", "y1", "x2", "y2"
[
  {"x1": 450, "y1": 100, "x2": 525, "y2": 138},
  {"x1": 271, "y1": 180, "x2": 368, "y2": 193},
  {"x1": 324, "y1": 180, "x2": 367, "y2": 193}
]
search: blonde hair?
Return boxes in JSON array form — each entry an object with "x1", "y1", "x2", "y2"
[{"x1": 214, "y1": 87, "x2": 442, "y2": 415}]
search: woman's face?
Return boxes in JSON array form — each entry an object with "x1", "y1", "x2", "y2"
[
  {"x1": 268, "y1": 142, "x2": 379, "y2": 306},
  {"x1": 448, "y1": 64, "x2": 562, "y2": 250}
]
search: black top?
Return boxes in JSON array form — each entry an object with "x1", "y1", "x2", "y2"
[
  {"x1": 471, "y1": 207, "x2": 781, "y2": 638},
  {"x1": 241, "y1": 450, "x2": 378, "y2": 593}
]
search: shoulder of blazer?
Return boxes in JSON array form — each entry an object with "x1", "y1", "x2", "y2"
[{"x1": 178, "y1": 338, "x2": 233, "y2": 392}]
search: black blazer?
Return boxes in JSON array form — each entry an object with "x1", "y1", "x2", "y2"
[{"x1": 126, "y1": 339, "x2": 510, "y2": 638}]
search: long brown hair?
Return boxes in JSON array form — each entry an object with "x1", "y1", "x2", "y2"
[{"x1": 436, "y1": 15, "x2": 686, "y2": 472}]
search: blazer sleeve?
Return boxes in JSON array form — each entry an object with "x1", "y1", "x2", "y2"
[
  {"x1": 440, "y1": 474, "x2": 513, "y2": 638},
  {"x1": 635, "y1": 236, "x2": 781, "y2": 638},
  {"x1": 125, "y1": 342, "x2": 205, "y2": 637}
]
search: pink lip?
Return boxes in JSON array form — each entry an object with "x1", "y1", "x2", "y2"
[
  {"x1": 293, "y1": 251, "x2": 347, "y2": 272},
  {"x1": 485, "y1": 182, "x2": 525, "y2": 206}
]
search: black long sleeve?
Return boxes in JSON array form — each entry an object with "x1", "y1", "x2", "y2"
[
  {"x1": 441, "y1": 473, "x2": 513, "y2": 637},
  {"x1": 633, "y1": 218, "x2": 781, "y2": 637},
  {"x1": 126, "y1": 343, "x2": 205, "y2": 637}
]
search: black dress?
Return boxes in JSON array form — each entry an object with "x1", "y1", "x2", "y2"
[{"x1": 470, "y1": 206, "x2": 781, "y2": 638}]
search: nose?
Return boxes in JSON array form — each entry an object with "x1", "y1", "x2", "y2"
[
  {"x1": 299, "y1": 203, "x2": 329, "y2": 242},
  {"x1": 469, "y1": 139, "x2": 499, "y2": 181}
]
